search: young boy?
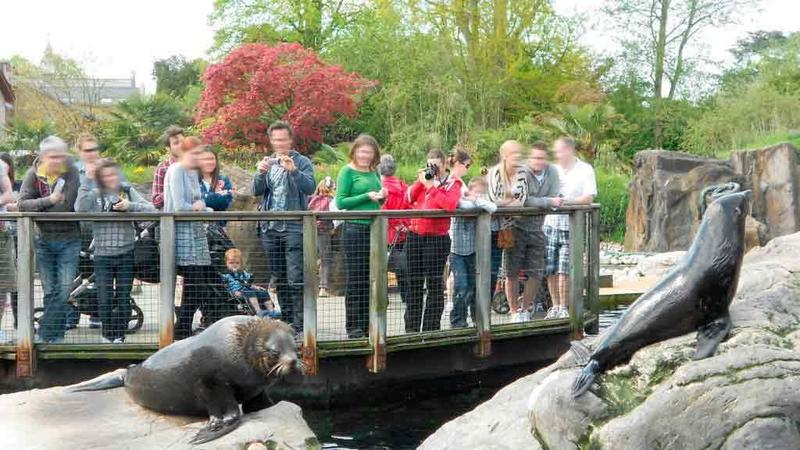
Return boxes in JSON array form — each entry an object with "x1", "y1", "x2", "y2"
[
  {"x1": 449, "y1": 177, "x2": 497, "y2": 328},
  {"x1": 221, "y1": 249, "x2": 280, "y2": 319}
]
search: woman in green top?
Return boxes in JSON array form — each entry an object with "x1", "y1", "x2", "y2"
[{"x1": 335, "y1": 134, "x2": 384, "y2": 339}]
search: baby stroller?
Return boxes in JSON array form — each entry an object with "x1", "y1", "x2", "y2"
[{"x1": 34, "y1": 230, "x2": 145, "y2": 334}]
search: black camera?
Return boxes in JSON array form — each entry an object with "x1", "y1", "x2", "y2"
[
  {"x1": 424, "y1": 162, "x2": 439, "y2": 180},
  {"x1": 104, "y1": 194, "x2": 121, "y2": 212}
]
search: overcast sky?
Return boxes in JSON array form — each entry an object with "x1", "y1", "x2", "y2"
[{"x1": 0, "y1": 0, "x2": 798, "y2": 93}]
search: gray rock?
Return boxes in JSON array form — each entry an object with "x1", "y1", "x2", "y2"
[
  {"x1": 423, "y1": 232, "x2": 800, "y2": 450},
  {"x1": 0, "y1": 386, "x2": 319, "y2": 450}
]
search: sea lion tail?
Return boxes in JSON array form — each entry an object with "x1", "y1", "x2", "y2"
[
  {"x1": 572, "y1": 360, "x2": 600, "y2": 398},
  {"x1": 67, "y1": 368, "x2": 127, "y2": 392},
  {"x1": 570, "y1": 341, "x2": 591, "y2": 365}
]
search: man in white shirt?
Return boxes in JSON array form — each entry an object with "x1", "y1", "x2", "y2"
[{"x1": 542, "y1": 137, "x2": 597, "y2": 319}]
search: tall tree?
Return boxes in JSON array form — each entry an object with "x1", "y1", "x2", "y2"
[
  {"x1": 195, "y1": 43, "x2": 375, "y2": 151},
  {"x1": 152, "y1": 56, "x2": 205, "y2": 98},
  {"x1": 209, "y1": 0, "x2": 361, "y2": 54},
  {"x1": 604, "y1": 0, "x2": 758, "y2": 147}
]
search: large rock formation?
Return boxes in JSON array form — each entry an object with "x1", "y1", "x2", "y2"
[
  {"x1": 623, "y1": 150, "x2": 743, "y2": 252},
  {"x1": 625, "y1": 143, "x2": 799, "y2": 252},
  {"x1": 421, "y1": 232, "x2": 800, "y2": 450},
  {"x1": 0, "y1": 385, "x2": 319, "y2": 450}
]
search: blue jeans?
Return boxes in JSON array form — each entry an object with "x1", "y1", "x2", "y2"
[
  {"x1": 36, "y1": 238, "x2": 80, "y2": 341},
  {"x1": 450, "y1": 253, "x2": 476, "y2": 327},
  {"x1": 262, "y1": 231, "x2": 304, "y2": 331},
  {"x1": 94, "y1": 251, "x2": 134, "y2": 340}
]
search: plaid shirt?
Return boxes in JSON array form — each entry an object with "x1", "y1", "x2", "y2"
[{"x1": 151, "y1": 157, "x2": 175, "y2": 209}]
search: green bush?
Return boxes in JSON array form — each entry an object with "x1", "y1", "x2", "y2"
[
  {"x1": 469, "y1": 117, "x2": 548, "y2": 167},
  {"x1": 596, "y1": 168, "x2": 630, "y2": 242}
]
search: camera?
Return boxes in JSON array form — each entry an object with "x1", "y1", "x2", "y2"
[
  {"x1": 265, "y1": 156, "x2": 282, "y2": 165},
  {"x1": 104, "y1": 194, "x2": 121, "y2": 212},
  {"x1": 424, "y1": 162, "x2": 439, "y2": 180}
]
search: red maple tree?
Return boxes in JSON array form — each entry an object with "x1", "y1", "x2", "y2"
[{"x1": 196, "y1": 43, "x2": 375, "y2": 151}]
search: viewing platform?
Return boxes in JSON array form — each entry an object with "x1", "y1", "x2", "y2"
[{"x1": 0, "y1": 206, "x2": 601, "y2": 400}]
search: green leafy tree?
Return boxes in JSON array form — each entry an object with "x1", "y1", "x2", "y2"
[
  {"x1": 152, "y1": 55, "x2": 205, "y2": 98},
  {"x1": 603, "y1": 0, "x2": 759, "y2": 147},
  {"x1": 209, "y1": 0, "x2": 362, "y2": 54},
  {"x1": 98, "y1": 94, "x2": 190, "y2": 165}
]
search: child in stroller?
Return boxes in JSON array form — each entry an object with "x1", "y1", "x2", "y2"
[{"x1": 221, "y1": 248, "x2": 279, "y2": 319}]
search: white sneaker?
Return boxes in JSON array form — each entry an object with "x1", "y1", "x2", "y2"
[
  {"x1": 113, "y1": 337, "x2": 124, "y2": 344},
  {"x1": 557, "y1": 307, "x2": 570, "y2": 319},
  {"x1": 518, "y1": 310, "x2": 531, "y2": 322},
  {"x1": 544, "y1": 307, "x2": 558, "y2": 320},
  {"x1": 101, "y1": 337, "x2": 113, "y2": 344}
]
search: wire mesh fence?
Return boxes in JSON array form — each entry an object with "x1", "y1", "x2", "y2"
[
  {"x1": 4, "y1": 207, "x2": 596, "y2": 350},
  {"x1": 0, "y1": 218, "x2": 17, "y2": 345}
]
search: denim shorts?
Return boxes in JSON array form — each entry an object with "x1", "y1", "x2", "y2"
[{"x1": 544, "y1": 225, "x2": 570, "y2": 275}]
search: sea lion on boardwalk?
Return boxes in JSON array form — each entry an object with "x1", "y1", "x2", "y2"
[
  {"x1": 69, "y1": 316, "x2": 304, "y2": 444},
  {"x1": 572, "y1": 190, "x2": 751, "y2": 397}
]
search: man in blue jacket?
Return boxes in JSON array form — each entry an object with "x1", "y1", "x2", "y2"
[{"x1": 252, "y1": 121, "x2": 315, "y2": 332}]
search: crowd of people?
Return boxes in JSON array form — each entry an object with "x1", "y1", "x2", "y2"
[{"x1": 0, "y1": 120, "x2": 596, "y2": 343}]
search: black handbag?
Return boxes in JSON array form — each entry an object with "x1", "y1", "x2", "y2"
[{"x1": 387, "y1": 231, "x2": 407, "y2": 274}]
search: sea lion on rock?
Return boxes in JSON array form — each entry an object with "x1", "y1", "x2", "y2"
[
  {"x1": 69, "y1": 316, "x2": 304, "y2": 444},
  {"x1": 572, "y1": 190, "x2": 751, "y2": 397}
]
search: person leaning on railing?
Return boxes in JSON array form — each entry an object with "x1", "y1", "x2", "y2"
[
  {"x1": 404, "y1": 148, "x2": 468, "y2": 333},
  {"x1": 15, "y1": 136, "x2": 81, "y2": 343},
  {"x1": 74, "y1": 159, "x2": 155, "y2": 343},
  {"x1": 335, "y1": 134, "x2": 384, "y2": 339},
  {"x1": 449, "y1": 175, "x2": 496, "y2": 328},
  {"x1": 164, "y1": 136, "x2": 214, "y2": 340},
  {"x1": 379, "y1": 154, "x2": 411, "y2": 304}
]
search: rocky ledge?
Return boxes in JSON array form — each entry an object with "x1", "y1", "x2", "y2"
[
  {"x1": 422, "y1": 232, "x2": 800, "y2": 450},
  {"x1": 0, "y1": 385, "x2": 319, "y2": 450}
]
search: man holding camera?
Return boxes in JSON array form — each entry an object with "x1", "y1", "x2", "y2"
[
  {"x1": 252, "y1": 121, "x2": 315, "y2": 332},
  {"x1": 16, "y1": 136, "x2": 81, "y2": 343}
]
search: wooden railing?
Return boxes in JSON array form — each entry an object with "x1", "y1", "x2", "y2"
[{"x1": 0, "y1": 204, "x2": 600, "y2": 377}]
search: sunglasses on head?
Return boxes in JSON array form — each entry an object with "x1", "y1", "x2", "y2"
[{"x1": 82, "y1": 147, "x2": 100, "y2": 152}]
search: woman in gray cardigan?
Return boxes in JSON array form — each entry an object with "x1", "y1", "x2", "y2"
[
  {"x1": 164, "y1": 137, "x2": 213, "y2": 339},
  {"x1": 75, "y1": 159, "x2": 155, "y2": 342}
]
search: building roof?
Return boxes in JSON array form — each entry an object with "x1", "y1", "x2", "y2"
[{"x1": 33, "y1": 78, "x2": 139, "y2": 105}]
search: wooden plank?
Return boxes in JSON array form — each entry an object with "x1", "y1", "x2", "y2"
[
  {"x1": 568, "y1": 211, "x2": 586, "y2": 339},
  {"x1": 367, "y1": 216, "x2": 388, "y2": 372},
  {"x1": 158, "y1": 217, "x2": 176, "y2": 348},
  {"x1": 302, "y1": 215, "x2": 319, "y2": 375},
  {"x1": 474, "y1": 212, "x2": 492, "y2": 357},
  {"x1": 15, "y1": 217, "x2": 35, "y2": 378},
  {"x1": 586, "y1": 208, "x2": 601, "y2": 334}
]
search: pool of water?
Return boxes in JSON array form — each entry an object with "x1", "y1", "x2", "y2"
[{"x1": 304, "y1": 304, "x2": 630, "y2": 449}]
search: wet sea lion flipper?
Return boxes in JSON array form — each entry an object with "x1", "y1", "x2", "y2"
[
  {"x1": 693, "y1": 313, "x2": 731, "y2": 360},
  {"x1": 572, "y1": 359, "x2": 600, "y2": 398},
  {"x1": 67, "y1": 368, "x2": 127, "y2": 392},
  {"x1": 570, "y1": 341, "x2": 591, "y2": 365},
  {"x1": 189, "y1": 380, "x2": 243, "y2": 444}
]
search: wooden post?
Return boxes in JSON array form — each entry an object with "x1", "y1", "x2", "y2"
[
  {"x1": 367, "y1": 215, "x2": 388, "y2": 373},
  {"x1": 16, "y1": 217, "x2": 35, "y2": 378},
  {"x1": 587, "y1": 208, "x2": 601, "y2": 334},
  {"x1": 568, "y1": 211, "x2": 586, "y2": 339},
  {"x1": 302, "y1": 215, "x2": 319, "y2": 375},
  {"x1": 158, "y1": 216, "x2": 176, "y2": 348},
  {"x1": 474, "y1": 212, "x2": 492, "y2": 357}
]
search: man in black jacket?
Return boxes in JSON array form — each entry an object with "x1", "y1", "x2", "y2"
[{"x1": 16, "y1": 136, "x2": 81, "y2": 343}]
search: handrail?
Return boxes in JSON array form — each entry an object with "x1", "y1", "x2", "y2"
[
  {"x1": 0, "y1": 204, "x2": 600, "y2": 221},
  {"x1": 8, "y1": 205, "x2": 601, "y2": 378}
]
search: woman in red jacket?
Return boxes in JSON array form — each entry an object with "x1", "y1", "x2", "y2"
[
  {"x1": 380, "y1": 154, "x2": 410, "y2": 304},
  {"x1": 405, "y1": 148, "x2": 472, "y2": 332}
]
